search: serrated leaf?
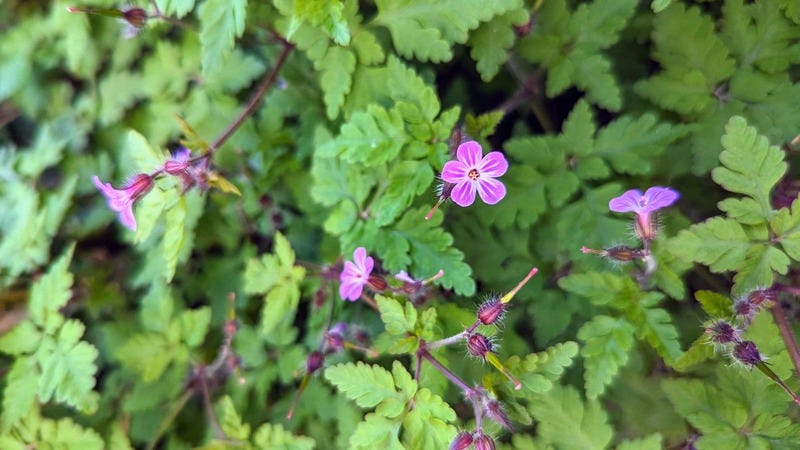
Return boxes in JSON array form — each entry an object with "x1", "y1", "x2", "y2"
[
  {"x1": 1, "y1": 357, "x2": 38, "y2": 431},
  {"x1": 695, "y1": 290, "x2": 733, "y2": 318},
  {"x1": 634, "y1": 69, "x2": 713, "y2": 115},
  {"x1": 468, "y1": 7, "x2": 529, "y2": 81},
  {"x1": 38, "y1": 416, "x2": 104, "y2": 450},
  {"x1": 0, "y1": 321, "x2": 41, "y2": 355},
  {"x1": 374, "y1": 0, "x2": 519, "y2": 63},
  {"x1": 673, "y1": 334, "x2": 715, "y2": 372},
  {"x1": 634, "y1": 304, "x2": 682, "y2": 364},
  {"x1": 321, "y1": 46, "x2": 356, "y2": 119},
  {"x1": 162, "y1": 197, "x2": 187, "y2": 282},
  {"x1": 317, "y1": 105, "x2": 406, "y2": 165},
  {"x1": 669, "y1": 217, "x2": 749, "y2": 273},
  {"x1": 617, "y1": 433, "x2": 663, "y2": 450},
  {"x1": 199, "y1": 0, "x2": 247, "y2": 76},
  {"x1": 293, "y1": 0, "x2": 350, "y2": 45},
  {"x1": 402, "y1": 388, "x2": 456, "y2": 449},
  {"x1": 372, "y1": 161, "x2": 433, "y2": 226},
  {"x1": 578, "y1": 316, "x2": 635, "y2": 399},
  {"x1": 252, "y1": 423, "x2": 316, "y2": 450},
  {"x1": 349, "y1": 413, "x2": 403, "y2": 450},
  {"x1": 352, "y1": 30, "x2": 385, "y2": 65},
  {"x1": 558, "y1": 271, "x2": 636, "y2": 306},
  {"x1": 325, "y1": 362, "x2": 403, "y2": 411},
  {"x1": 179, "y1": 307, "x2": 211, "y2": 348},
  {"x1": 712, "y1": 116, "x2": 786, "y2": 216},
  {"x1": 216, "y1": 396, "x2": 250, "y2": 440},
  {"x1": 719, "y1": 197, "x2": 766, "y2": 225},
  {"x1": 35, "y1": 320, "x2": 99, "y2": 413},
  {"x1": 155, "y1": 0, "x2": 195, "y2": 18},
  {"x1": 376, "y1": 295, "x2": 417, "y2": 336},
  {"x1": 529, "y1": 385, "x2": 613, "y2": 450},
  {"x1": 506, "y1": 341, "x2": 579, "y2": 393},
  {"x1": 117, "y1": 333, "x2": 175, "y2": 382},
  {"x1": 28, "y1": 244, "x2": 74, "y2": 333},
  {"x1": 134, "y1": 186, "x2": 167, "y2": 244},
  {"x1": 126, "y1": 129, "x2": 167, "y2": 173}
]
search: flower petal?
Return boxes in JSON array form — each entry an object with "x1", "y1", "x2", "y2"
[
  {"x1": 441, "y1": 160, "x2": 468, "y2": 183},
  {"x1": 476, "y1": 177, "x2": 506, "y2": 205},
  {"x1": 456, "y1": 141, "x2": 483, "y2": 167},
  {"x1": 118, "y1": 205, "x2": 137, "y2": 231},
  {"x1": 608, "y1": 189, "x2": 643, "y2": 213},
  {"x1": 450, "y1": 180, "x2": 477, "y2": 207},
  {"x1": 642, "y1": 186, "x2": 679, "y2": 212},
  {"x1": 477, "y1": 151, "x2": 508, "y2": 178},
  {"x1": 339, "y1": 281, "x2": 362, "y2": 301},
  {"x1": 353, "y1": 247, "x2": 367, "y2": 269}
]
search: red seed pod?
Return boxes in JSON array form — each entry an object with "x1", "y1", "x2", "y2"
[
  {"x1": 466, "y1": 333, "x2": 493, "y2": 359},
  {"x1": 733, "y1": 340, "x2": 763, "y2": 368},
  {"x1": 477, "y1": 298, "x2": 506, "y2": 325},
  {"x1": 448, "y1": 431, "x2": 473, "y2": 450},
  {"x1": 367, "y1": 275, "x2": 388, "y2": 292},
  {"x1": 473, "y1": 433, "x2": 496, "y2": 450}
]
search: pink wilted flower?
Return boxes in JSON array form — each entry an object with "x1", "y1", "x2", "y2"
[
  {"x1": 92, "y1": 174, "x2": 154, "y2": 231},
  {"x1": 339, "y1": 247, "x2": 374, "y2": 301},
  {"x1": 441, "y1": 141, "x2": 508, "y2": 207},
  {"x1": 609, "y1": 186, "x2": 679, "y2": 241}
]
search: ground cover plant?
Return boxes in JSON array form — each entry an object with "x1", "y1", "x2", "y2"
[{"x1": 2, "y1": 0, "x2": 800, "y2": 448}]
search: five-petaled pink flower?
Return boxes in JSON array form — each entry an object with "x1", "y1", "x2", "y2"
[
  {"x1": 609, "y1": 186, "x2": 679, "y2": 241},
  {"x1": 92, "y1": 174, "x2": 154, "y2": 231},
  {"x1": 339, "y1": 247, "x2": 374, "y2": 301},
  {"x1": 441, "y1": 141, "x2": 508, "y2": 207}
]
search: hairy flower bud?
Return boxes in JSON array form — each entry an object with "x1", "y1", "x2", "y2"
[
  {"x1": 705, "y1": 320, "x2": 740, "y2": 345},
  {"x1": 473, "y1": 433, "x2": 496, "y2": 450},
  {"x1": 483, "y1": 398, "x2": 513, "y2": 431},
  {"x1": 449, "y1": 431, "x2": 473, "y2": 450},
  {"x1": 467, "y1": 333, "x2": 493, "y2": 359},
  {"x1": 477, "y1": 298, "x2": 506, "y2": 325},
  {"x1": 733, "y1": 340, "x2": 763, "y2": 368}
]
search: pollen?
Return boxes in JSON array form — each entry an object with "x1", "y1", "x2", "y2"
[{"x1": 468, "y1": 169, "x2": 480, "y2": 180}]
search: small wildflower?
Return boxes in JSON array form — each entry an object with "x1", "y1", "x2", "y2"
[
  {"x1": 449, "y1": 431, "x2": 474, "y2": 450},
  {"x1": 477, "y1": 298, "x2": 506, "y2": 325},
  {"x1": 441, "y1": 141, "x2": 508, "y2": 207},
  {"x1": 733, "y1": 340, "x2": 763, "y2": 368},
  {"x1": 92, "y1": 174, "x2": 154, "y2": 231},
  {"x1": 305, "y1": 350, "x2": 324, "y2": 374},
  {"x1": 473, "y1": 433, "x2": 496, "y2": 450},
  {"x1": 609, "y1": 186, "x2": 679, "y2": 241},
  {"x1": 339, "y1": 247, "x2": 374, "y2": 301},
  {"x1": 324, "y1": 322, "x2": 347, "y2": 354}
]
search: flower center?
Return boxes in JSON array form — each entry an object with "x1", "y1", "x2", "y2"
[{"x1": 468, "y1": 169, "x2": 480, "y2": 180}]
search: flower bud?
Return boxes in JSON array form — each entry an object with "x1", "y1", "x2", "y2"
[
  {"x1": 705, "y1": 320, "x2": 740, "y2": 345},
  {"x1": 483, "y1": 398, "x2": 513, "y2": 431},
  {"x1": 324, "y1": 323, "x2": 347, "y2": 354},
  {"x1": 305, "y1": 350, "x2": 324, "y2": 374},
  {"x1": 477, "y1": 298, "x2": 506, "y2": 325},
  {"x1": 449, "y1": 431, "x2": 473, "y2": 450},
  {"x1": 122, "y1": 7, "x2": 147, "y2": 28},
  {"x1": 733, "y1": 340, "x2": 763, "y2": 368},
  {"x1": 473, "y1": 433, "x2": 496, "y2": 450},
  {"x1": 467, "y1": 333, "x2": 493, "y2": 359},
  {"x1": 746, "y1": 289, "x2": 776, "y2": 308},
  {"x1": 367, "y1": 274, "x2": 388, "y2": 292}
]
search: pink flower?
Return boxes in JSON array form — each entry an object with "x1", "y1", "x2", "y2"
[
  {"x1": 609, "y1": 186, "x2": 679, "y2": 241},
  {"x1": 92, "y1": 174, "x2": 154, "y2": 231},
  {"x1": 339, "y1": 247, "x2": 374, "y2": 301},
  {"x1": 163, "y1": 147, "x2": 191, "y2": 175},
  {"x1": 441, "y1": 141, "x2": 508, "y2": 207}
]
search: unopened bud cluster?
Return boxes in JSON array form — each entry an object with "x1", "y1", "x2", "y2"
[
  {"x1": 449, "y1": 431, "x2": 496, "y2": 450},
  {"x1": 705, "y1": 288, "x2": 776, "y2": 369}
]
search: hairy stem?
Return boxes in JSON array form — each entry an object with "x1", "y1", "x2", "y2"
[
  {"x1": 772, "y1": 302, "x2": 800, "y2": 377},
  {"x1": 204, "y1": 40, "x2": 293, "y2": 157}
]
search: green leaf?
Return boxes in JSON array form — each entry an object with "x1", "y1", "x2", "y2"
[
  {"x1": 634, "y1": 69, "x2": 713, "y2": 115},
  {"x1": 669, "y1": 217, "x2": 750, "y2": 274},
  {"x1": 633, "y1": 303, "x2": 682, "y2": 365},
  {"x1": 27, "y1": 244, "x2": 75, "y2": 333},
  {"x1": 292, "y1": 0, "x2": 350, "y2": 45},
  {"x1": 374, "y1": 0, "x2": 520, "y2": 62},
  {"x1": 324, "y1": 362, "x2": 403, "y2": 411},
  {"x1": 517, "y1": 0, "x2": 637, "y2": 110},
  {"x1": 178, "y1": 307, "x2": 211, "y2": 348},
  {"x1": 617, "y1": 433, "x2": 663, "y2": 450},
  {"x1": 126, "y1": 129, "x2": 167, "y2": 174},
  {"x1": 712, "y1": 116, "x2": 787, "y2": 216},
  {"x1": 529, "y1": 385, "x2": 613, "y2": 450},
  {"x1": 38, "y1": 416, "x2": 104, "y2": 450},
  {"x1": 402, "y1": 388, "x2": 456, "y2": 449},
  {"x1": 372, "y1": 161, "x2": 433, "y2": 226},
  {"x1": 199, "y1": 0, "x2": 248, "y2": 76},
  {"x1": 317, "y1": 105, "x2": 406, "y2": 165},
  {"x1": 116, "y1": 333, "x2": 176, "y2": 382},
  {"x1": 1, "y1": 357, "x2": 38, "y2": 431},
  {"x1": 252, "y1": 423, "x2": 316, "y2": 450},
  {"x1": 376, "y1": 295, "x2": 418, "y2": 336},
  {"x1": 719, "y1": 198, "x2": 765, "y2": 225},
  {"x1": 673, "y1": 334, "x2": 715, "y2": 372},
  {"x1": 216, "y1": 396, "x2": 250, "y2": 440},
  {"x1": 0, "y1": 321, "x2": 41, "y2": 356},
  {"x1": 578, "y1": 316, "x2": 635, "y2": 399},
  {"x1": 349, "y1": 413, "x2": 403, "y2": 450},
  {"x1": 695, "y1": 290, "x2": 732, "y2": 318},
  {"x1": 162, "y1": 196, "x2": 187, "y2": 282},
  {"x1": 505, "y1": 341, "x2": 579, "y2": 393},
  {"x1": 468, "y1": 7, "x2": 529, "y2": 81},
  {"x1": 155, "y1": 0, "x2": 195, "y2": 17},
  {"x1": 320, "y1": 46, "x2": 356, "y2": 119},
  {"x1": 558, "y1": 271, "x2": 637, "y2": 306},
  {"x1": 35, "y1": 320, "x2": 99, "y2": 413},
  {"x1": 662, "y1": 377, "x2": 748, "y2": 435}
]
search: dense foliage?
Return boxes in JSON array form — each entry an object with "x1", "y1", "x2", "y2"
[{"x1": 2, "y1": 0, "x2": 800, "y2": 449}]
